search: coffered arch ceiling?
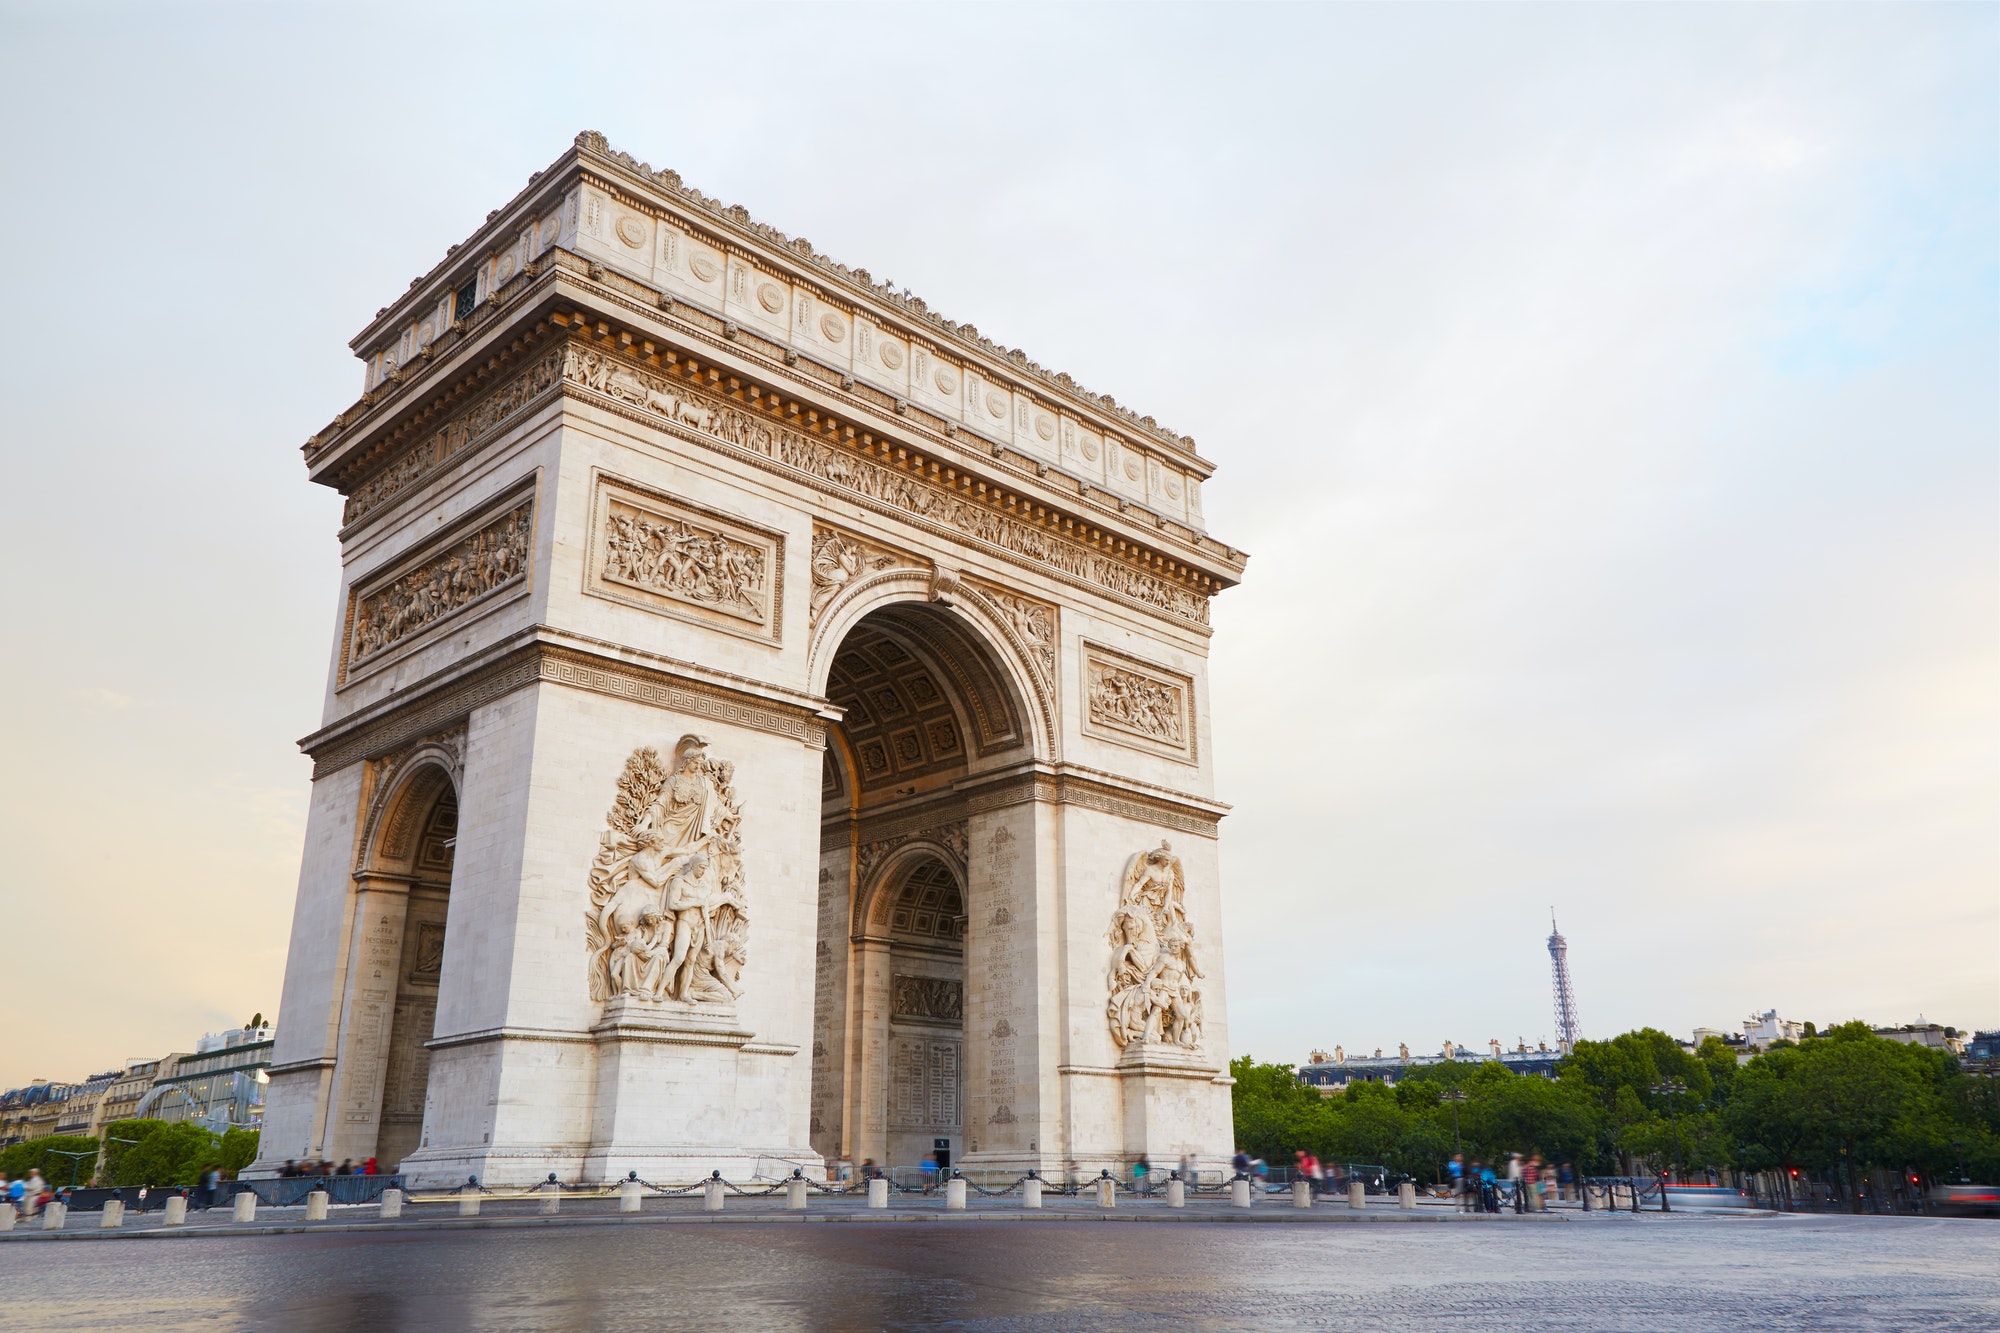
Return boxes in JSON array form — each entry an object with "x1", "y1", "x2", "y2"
[{"x1": 823, "y1": 603, "x2": 1026, "y2": 810}]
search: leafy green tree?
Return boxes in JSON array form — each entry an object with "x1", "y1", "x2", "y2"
[
  {"x1": 218, "y1": 1128, "x2": 260, "y2": 1178},
  {"x1": 0, "y1": 1135, "x2": 100, "y2": 1186},
  {"x1": 103, "y1": 1120, "x2": 221, "y2": 1187}
]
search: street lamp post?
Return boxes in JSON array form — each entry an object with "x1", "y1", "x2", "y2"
[
  {"x1": 1442, "y1": 1089, "x2": 1467, "y2": 1156},
  {"x1": 1650, "y1": 1079, "x2": 1688, "y2": 1212}
]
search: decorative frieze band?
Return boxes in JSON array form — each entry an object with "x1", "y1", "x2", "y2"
[
  {"x1": 305, "y1": 642, "x2": 826, "y2": 778},
  {"x1": 342, "y1": 345, "x2": 564, "y2": 526}
]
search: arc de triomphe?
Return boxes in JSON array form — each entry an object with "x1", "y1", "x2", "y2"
[{"x1": 252, "y1": 133, "x2": 1247, "y2": 1186}]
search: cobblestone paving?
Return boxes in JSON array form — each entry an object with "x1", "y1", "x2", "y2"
[{"x1": 1, "y1": 1211, "x2": 1992, "y2": 1331}]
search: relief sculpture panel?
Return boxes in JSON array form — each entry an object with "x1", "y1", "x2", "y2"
[
  {"x1": 1106, "y1": 842, "x2": 1204, "y2": 1052},
  {"x1": 341, "y1": 496, "x2": 534, "y2": 684},
  {"x1": 1081, "y1": 643, "x2": 1195, "y2": 762},
  {"x1": 586, "y1": 474, "x2": 783, "y2": 643},
  {"x1": 585, "y1": 735, "x2": 749, "y2": 1005}
]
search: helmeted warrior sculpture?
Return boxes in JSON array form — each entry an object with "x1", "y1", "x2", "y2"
[
  {"x1": 1106, "y1": 841, "x2": 1204, "y2": 1050},
  {"x1": 586, "y1": 735, "x2": 749, "y2": 1004}
]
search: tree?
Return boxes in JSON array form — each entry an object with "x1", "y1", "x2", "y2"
[
  {"x1": 102, "y1": 1120, "x2": 221, "y2": 1187},
  {"x1": 0, "y1": 1135, "x2": 100, "y2": 1186},
  {"x1": 218, "y1": 1128, "x2": 260, "y2": 1178}
]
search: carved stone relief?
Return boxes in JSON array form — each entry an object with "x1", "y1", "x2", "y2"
[
  {"x1": 585, "y1": 736, "x2": 749, "y2": 1005},
  {"x1": 891, "y1": 975, "x2": 963, "y2": 1024},
  {"x1": 1081, "y1": 643, "x2": 1195, "y2": 761},
  {"x1": 1106, "y1": 842, "x2": 1203, "y2": 1051},
  {"x1": 856, "y1": 821, "x2": 968, "y2": 887},
  {"x1": 586, "y1": 476, "x2": 783, "y2": 643},
  {"x1": 556, "y1": 343, "x2": 1211, "y2": 625},
  {"x1": 809, "y1": 525, "x2": 912, "y2": 625},
  {"x1": 344, "y1": 502, "x2": 533, "y2": 682},
  {"x1": 967, "y1": 579, "x2": 1057, "y2": 689}
]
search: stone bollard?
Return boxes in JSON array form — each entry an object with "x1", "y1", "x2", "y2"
[
  {"x1": 379, "y1": 1189, "x2": 403, "y2": 1220},
  {"x1": 306, "y1": 1189, "x2": 330, "y2": 1222},
  {"x1": 539, "y1": 1179, "x2": 561, "y2": 1215},
  {"x1": 867, "y1": 1177, "x2": 888, "y2": 1209},
  {"x1": 164, "y1": 1195, "x2": 187, "y2": 1225},
  {"x1": 1399, "y1": 1181, "x2": 1417, "y2": 1210},
  {"x1": 1230, "y1": 1175, "x2": 1252, "y2": 1208},
  {"x1": 1349, "y1": 1180, "x2": 1367, "y2": 1210},
  {"x1": 946, "y1": 1176, "x2": 967, "y2": 1210},
  {"x1": 233, "y1": 1192, "x2": 257, "y2": 1224},
  {"x1": 786, "y1": 1176, "x2": 809, "y2": 1211},
  {"x1": 1023, "y1": 1176, "x2": 1043, "y2": 1209},
  {"x1": 703, "y1": 1177, "x2": 725, "y2": 1212},
  {"x1": 101, "y1": 1199, "x2": 125, "y2": 1228},
  {"x1": 619, "y1": 1180, "x2": 643, "y2": 1214},
  {"x1": 458, "y1": 1188, "x2": 481, "y2": 1218},
  {"x1": 1582, "y1": 1182, "x2": 1596, "y2": 1212},
  {"x1": 42, "y1": 1202, "x2": 67, "y2": 1231},
  {"x1": 1292, "y1": 1179, "x2": 1313, "y2": 1209},
  {"x1": 1166, "y1": 1176, "x2": 1186, "y2": 1208},
  {"x1": 0, "y1": 1205, "x2": 15, "y2": 1232}
]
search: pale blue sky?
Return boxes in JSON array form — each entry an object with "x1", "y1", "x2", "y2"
[{"x1": 0, "y1": 2, "x2": 1992, "y2": 1085}]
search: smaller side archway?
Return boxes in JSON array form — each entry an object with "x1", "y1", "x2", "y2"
[{"x1": 330, "y1": 752, "x2": 462, "y2": 1171}]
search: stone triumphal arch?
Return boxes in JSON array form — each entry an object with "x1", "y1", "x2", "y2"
[{"x1": 252, "y1": 133, "x2": 1247, "y2": 1186}]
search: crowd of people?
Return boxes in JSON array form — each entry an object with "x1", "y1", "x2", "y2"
[
  {"x1": 277, "y1": 1157, "x2": 381, "y2": 1178},
  {"x1": 1445, "y1": 1152, "x2": 1572, "y2": 1212}
]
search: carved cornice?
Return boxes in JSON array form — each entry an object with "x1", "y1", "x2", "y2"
[
  {"x1": 954, "y1": 764, "x2": 1227, "y2": 838},
  {"x1": 303, "y1": 637, "x2": 827, "y2": 778}
]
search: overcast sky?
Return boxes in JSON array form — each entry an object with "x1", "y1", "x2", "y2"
[{"x1": 0, "y1": 3, "x2": 1992, "y2": 1088}]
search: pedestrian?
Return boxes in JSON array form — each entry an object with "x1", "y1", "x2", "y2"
[
  {"x1": 1477, "y1": 1160, "x2": 1498, "y2": 1213},
  {"x1": 6, "y1": 1172, "x2": 24, "y2": 1219},
  {"x1": 1522, "y1": 1154, "x2": 1541, "y2": 1212},
  {"x1": 1448, "y1": 1153, "x2": 1467, "y2": 1211},
  {"x1": 1231, "y1": 1149, "x2": 1251, "y2": 1180},
  {"x1": 23, "y1": 1170, "x2": 47, "y2": 1218},
  {"x1": 337, "y1": 1159, "x2": 354, "y2": 1177},
  {"x1": 919, "y1": 1152, "x2": 939, "y2": 1193},
  {"x1": 1179, "y1": 1153, "x2": 1199, "y2": 1189},
  {"x1": 1133, "y1": 1155, "x2": 1151, "y2": 1196},
  {"x1": 364, "y1": 1157, "x2": 378, "y2": 1176}
]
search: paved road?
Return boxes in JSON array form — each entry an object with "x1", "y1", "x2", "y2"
[{"x1": 2, "y1": 1211, "x2": 1993, "y2": 1331}]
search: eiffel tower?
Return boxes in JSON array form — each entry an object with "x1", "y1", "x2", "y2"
[{"x1": 1549, "y1": 910, "x2": 1582, "y2": 1053}]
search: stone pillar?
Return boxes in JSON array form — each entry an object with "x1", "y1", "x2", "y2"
[
  {"x1": 539, "y1": 1179, "x2": 561, "y2": 1215},
  {"x1": 305, "y1": 1190, "x2": 330, "y2": 1221},
  {"x1": 786, "y1": 1177, "x2": 808, "y2": 1211},
  {"x1": 849, "y1": 938, "x2": 894, "y2": 1169},
  {"x1": 41, "y1": 1202, "x2": 66, "y2": 1230},
  {"x1": 1292, "y1": 1179, "x2": 1312, "y2": 1209},
  {"x1": 945, "y1": 1177, "x2": 967, "y2": 1210},
  {"x1": 101, "y1": 1199, "x2": 125, "y2": 1228},
  {"x1": 1166, "y1": 1177, "x2": 1186, "y2": 1208},
  {"x1": 1230, "y1": 1176, "x2": 1251, "y2": 1208},
  {"x1": 163, "y1": 1195, "x2": 187, "y2": 1225},
  {"x1": 1096, "y1": 1176, "x2": 1116, "y2": 1209},
  {"x1": 1348, "y1": 1180, "x2": 1366, "y2": 1209},
  {"x1": 619, "y1": 1180, "x2": 642, "y2": 1213},
  {"x1": 323, "y1": 876, "x2": 414, "y2": 1165},
  {"x1": 1022, "y1": 1176, "x2": 1043, "y2": 1209},
  {"x1": 1583, "y1": 1181, "x2": 1596, "y2": 1212},
  {"x1": 232, "y1": 1192, "x2": 257, "y2": 1224},
  {"x1": 1398, "y1": 1181, "x2": 1417, "y2": 1210},
  {"x1": 703, "y1": 1178, "x2": 725, "y2": 1212},
  {"x1": 867, "y1": 1177, "x2": 888, "y2": 1209},
  {"x1": 380, "y1": 1188, "x2": 404, "y2": 1219}
]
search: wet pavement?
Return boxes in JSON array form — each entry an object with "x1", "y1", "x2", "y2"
[{"x1": 0, "y1": 1211, "x2": 1993, "y2": 1330}]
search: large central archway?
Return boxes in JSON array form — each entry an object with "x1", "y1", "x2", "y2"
[{"x1": 809, "y1": 592, "x2": 1042, "y2": 1175}]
